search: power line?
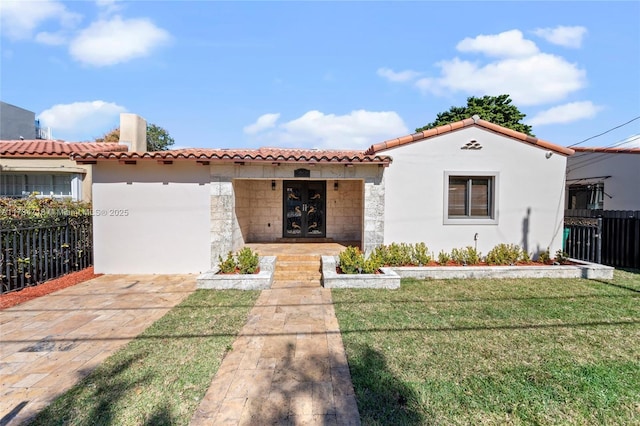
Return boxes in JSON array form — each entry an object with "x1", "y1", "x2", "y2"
[
  {"x1": 567, "y1": 134, "x2": 640, "y2": 173},
  {"x1": 568, "y1": 115, "x2": 640, "y2": 148}
]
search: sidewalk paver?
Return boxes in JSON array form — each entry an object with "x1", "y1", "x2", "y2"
[
  {"x1": 191, "y1": 248, "x2": 361, "y2": 426},
  {"x1": 0, "y1": 274, "x2": 196, "y2": 425}
]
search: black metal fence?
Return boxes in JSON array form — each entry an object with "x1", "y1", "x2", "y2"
[
  {"x1": 1, "y1": 215, "x2": 93, "y2": 294},
  {"x1": 565, "y1": 210, "x2": 640, "y2": 268}
]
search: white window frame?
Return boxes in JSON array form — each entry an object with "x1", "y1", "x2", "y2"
[
  {"x1": 443, "y1": 171, "x2": 499, "y2": 225},
  {"x1": 0, "y1": 173, "x2": 76, "y2": 200}
]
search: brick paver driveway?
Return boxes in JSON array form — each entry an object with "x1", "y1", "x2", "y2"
[{"x1": 0, "y1": 274, "x2": 196, "y2": 425}]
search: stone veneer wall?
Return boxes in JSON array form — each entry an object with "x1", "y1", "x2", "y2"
[
  {"x1": 230, "y1": 179, "x2": 282, "y2": 242},
  {"x1": 363, "y1": 175, "x2": 385, "y2": 255},
  {"x1": 233, "y1": 180, "x2": 251, "y2": 247},
  {"x1": 326, "y1": 179, "x2": 363, "y2": 242},
  {"x1": 210, "y1": 176, "x2": 236, "y2": 264}
]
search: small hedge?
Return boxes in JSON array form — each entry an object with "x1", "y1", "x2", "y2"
[
  {"x1": 338, "y1": 243, "x2": 569, "y2": 274},
  {"x1": 217, "y1": 247, "x2": 260, "y2": 274},
  {"x1": 1, "y1": 197, "x2": 91, "y2": 224}
]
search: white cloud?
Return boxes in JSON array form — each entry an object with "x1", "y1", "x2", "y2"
[
  {"x1": 377, "y1": 68, "x2": 421, "y2": 83},
  {"x1": 381, "y1": 29, "x2": 588, "y2": 107},
  {"x1": 248, "y1": 110, "x2": 408, "y2": 150},
  {"x1": 533, "y1": 26, "x2": 587, "y2": 48},
  {"x1": 0, "y1": 0, "x2": 81, "y2": 40},
  {"x1": 244, "y1": 113, "x2": 281, "y2": 135},
  {"x1": 456, "y1": 30, "x2": 539, "y2": 58},
  {"x1": 527, "y1": 101, "x2": 603, "y2": 126},
  {"x1": 35, "y1": 31, "x2": 67, "y2": 46},
  {"x1": 415, "y1": 53, "x2": 586, "y2": 106},
  {"x1": 38, "y1": 100, "x2": 127, "y2": 141},
  {"x1": 95, "y1": 0, "x2": 124, "y2": 16},
  {"x1": 69, "y1": 16, "x2": 170, "y2": 66}
]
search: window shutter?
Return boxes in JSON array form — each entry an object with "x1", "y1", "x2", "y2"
[
  {"x1": 448, "y1": 178, "x2": 467, "y2": 216},
  {"x1": 470, "y1": 178, "x2": 489, "y2": 216}
]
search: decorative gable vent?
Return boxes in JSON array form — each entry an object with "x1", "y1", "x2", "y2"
[{"x1": 461, "y1": 140, "x2": 482, "y2": 150}]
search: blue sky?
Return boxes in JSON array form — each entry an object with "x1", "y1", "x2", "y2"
[{"x1": 1, "y1": 1, "x2": 639, "y2": 150}]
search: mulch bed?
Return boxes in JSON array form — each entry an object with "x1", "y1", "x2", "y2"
[{"x1": 0, "y1": 267, "x2": 101, "y2": 310}]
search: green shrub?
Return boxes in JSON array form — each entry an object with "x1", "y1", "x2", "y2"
[
  {"x1": 370, "y1": 242, "x2": 431, "y2": 266},
  {"x1": 217, "y1": 251, "x2": 237, "y2": 274},
  {"x1": 485, "y1": 243, "x2": 523, "y2": 265},
  {"x1": 216, "y1": 247, "x2": 260, "y2": 274},
  {"x1": 437, "y1": 250, "x2": 451, "y2": 265},
  {"x1": 0, "y1": 196, "x2": 91, "y2": 226},
  {"x1": 237, "y1": 247, "x2": 259, "y2": 274},
  {"x1": 338, "y1": 246, "x2": 364, "y2": 274},
  {"x1": 411, "y1": 242, "x2": 431, "y2": 266},
  {"x1": 362, "y1": 257, "x2": 381, "y2": 274},
  {"x1": 451, "y1": 246, "x2": 481, "y2": 265},
  {"x1": 387, "y1": 242, "x2": 413, "y2": 266},
  {"x1": 370, "y1": 245, "x2": 389, "y2": 266},
  {"x1": 538, "y1": 248, "x2": 551, "y2": 264},
  {"x1": 555, "y1": 249, "x2": 569, "y2": 264},
  {"x1": 338, "y1": 246, "x2": 382, "y2": 274}
]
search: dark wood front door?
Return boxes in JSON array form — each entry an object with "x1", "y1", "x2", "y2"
[{"x1": 283, "y1": 181, "x2": 326, "y2": 238}]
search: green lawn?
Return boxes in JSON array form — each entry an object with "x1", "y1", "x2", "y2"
[
  {"x1": 28, "y1": 289, "x2": 259, "y2": 426},
  {"x1": 332, "y1": 269, "x2": 640, "y2": 425}
]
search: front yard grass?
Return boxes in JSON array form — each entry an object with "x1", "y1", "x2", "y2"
[
  {"x1": 28, "y1": 289, "x2": 259, "y2": 426},
  {"x1": 332, "y1": 269, "x2": 640, "y2": 425}
]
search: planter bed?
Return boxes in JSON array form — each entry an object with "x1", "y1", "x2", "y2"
[
  {"x1": 321, "y1": 256, "x2": 400, "y2": 289},
  {"x1": 197, "y1": 256, "x2": 276, "y2": 290},
  {"x1": 391, "y1": 258, "x2": 613, "y2": 280},
  {"x1": 322, "y1": 257, "x2": 613, "y2": 287}
]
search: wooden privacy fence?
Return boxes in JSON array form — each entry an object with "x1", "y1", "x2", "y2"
[
  {"x1": 565, "y1": 210, "x2": 640, "y2": 269},
  {"x1": 0, "y1": 215, "x2": 93, "y2": 294}
]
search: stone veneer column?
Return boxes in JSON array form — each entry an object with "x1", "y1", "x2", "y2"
[
  {"x1": 210, "y1": 177, "x2": 235, "y2": 267},
  {"x1": 363, "y1": 175, "x2": 385, "y2": 256}
]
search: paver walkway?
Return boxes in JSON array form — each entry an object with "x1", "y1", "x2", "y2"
[
  {"x1": 191, "y1": 249, "x2": 360, "y2": 425},
  {"x1": 0, "y1": 274, "x2": 197, "y2": 425}
]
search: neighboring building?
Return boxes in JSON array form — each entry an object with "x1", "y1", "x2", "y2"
[
  {"x1": 74, "y1": 116, "x2": 573, "y2": 274},
  {"x1": 0, "y1": 141, "x2": 128, "y2": 201},
  {"x1": 0, "y1": 113, "x2": 146, "y2": 202},
  {"x1": 566, "y1": 146, "x2": 640, "y2": 211},
  {"x1": 1, "y1": 102, "x2": 35, "y2": 140}
]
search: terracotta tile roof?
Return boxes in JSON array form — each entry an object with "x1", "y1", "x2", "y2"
[
  {"x1": 0, "y1": 140, "x2": 128, "y2": 158},
  {"x1": 72, "y1": 147, "x2": 392, "y2": 165},
  {"x1": 365, "y1": 116, "x2": 575, "y2": 156},
  {"x1": 573, "y1": 146, "x2": 640, "y2": 154}
]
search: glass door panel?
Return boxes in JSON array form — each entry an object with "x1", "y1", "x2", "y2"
[{"x1": 283, "y1": 181, "x2": 326, "y2": 238}]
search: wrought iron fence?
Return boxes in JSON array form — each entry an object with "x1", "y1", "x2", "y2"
[
  {"x1": 564, "y1": 216, "x2": 602, "y2": 264},
  {"x1": 1, "y1": 215, "x2": 93, "y2": 294},
  {"x1": 565, "y1": 210, "x2": 640, "y2": 268}
]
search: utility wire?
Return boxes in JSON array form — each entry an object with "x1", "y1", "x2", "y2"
[
  {"x1": 568, "y1": 115, "x2": 640, "y2": 148},
  {"x1": 568, "y1": 134, "x2": 640, "y2": 173}
]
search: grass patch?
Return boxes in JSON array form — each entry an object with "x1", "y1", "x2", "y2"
[
  {"x1": 28, "y1": 289, "x2": 259, "y2": 426},
  {"x1": 332, "y1": 269, "x2": 640, "y2": 425}
]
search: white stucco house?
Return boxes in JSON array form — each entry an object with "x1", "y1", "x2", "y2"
[
  {"x1": 566, "y1": 146, "x2": 640, "y2": 211},
  {"x1": 73, "y1": 115, "x2": 574, "y2": 274}
]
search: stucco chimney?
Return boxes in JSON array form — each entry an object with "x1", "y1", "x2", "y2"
[{"x1": 119, "y1": 113, "x2": 147, "y2": 152}]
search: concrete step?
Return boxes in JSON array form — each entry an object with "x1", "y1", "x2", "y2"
[
  {"x1": 273, "y1": 272, "x2": 321, "y2": 281},
  {"x1": 276, "y1": 255, "x2": 319, "y2": 262},
  {"x1": 275, "y1": 260, "x2": 320, "y2": 271}
]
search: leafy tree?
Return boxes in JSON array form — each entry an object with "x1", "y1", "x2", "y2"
[
  {"x1": 416, "y1": 94, "x2": 534, "y2": 136},
  {"x1": 145, "y1": 123, "x2": 175, "y2": 151},
  {"x1": 95, "y1": 124, "x2": 175, "y2": 151},
  {"x1": 95, "y1": 128, "x2": 120, "y2": 143}
]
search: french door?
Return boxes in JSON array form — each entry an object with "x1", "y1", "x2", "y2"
[{"x1": 283, "y1": 181, "x2": 326, "y2": 238}]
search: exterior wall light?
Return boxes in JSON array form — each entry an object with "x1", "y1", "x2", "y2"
[
  {"x1": 271, "y1": 180, "x2": 276, "y2": 190},
  {"x1": 334, "y1": 181, "x2": 339, "y2": 191}
]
